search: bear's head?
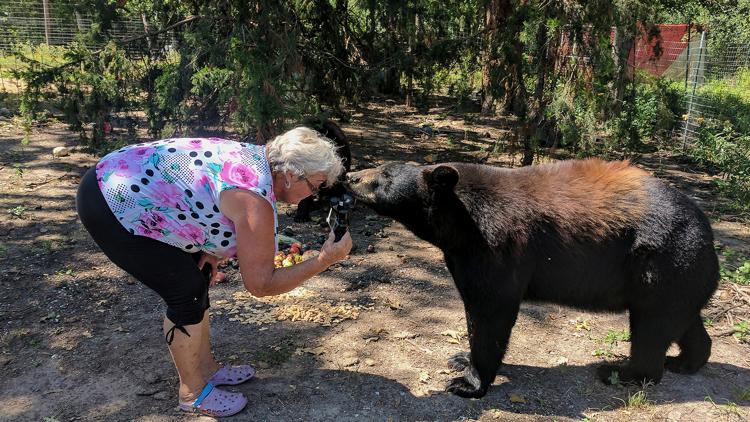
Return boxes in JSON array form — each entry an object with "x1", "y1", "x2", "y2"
[{"x1": 346, "y1": 162, "x2": 464, "y2": 247}]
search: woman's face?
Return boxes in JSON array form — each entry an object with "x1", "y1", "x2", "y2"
[{"x1": 282, "y1": 171, "x2": 327, "y2": 204}]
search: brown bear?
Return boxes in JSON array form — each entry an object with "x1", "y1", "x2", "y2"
[{"x1": 345, "y1": 159, "x2": 719, "y2": 398}]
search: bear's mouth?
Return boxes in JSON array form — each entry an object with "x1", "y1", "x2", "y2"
[
  {"x1": 344, "y1": 183, "x2": 376, "y2": 205},
  {"x1": 344, "y1": 170, "x2": 378, "y2": 204}
]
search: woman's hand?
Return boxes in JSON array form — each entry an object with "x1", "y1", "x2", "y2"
[
  {"x1": 318, "y1": 231, "x2": 353, "y2": 266},
  {"x1": 198, "y1": 252, "x2": 227, "y2": 286}
]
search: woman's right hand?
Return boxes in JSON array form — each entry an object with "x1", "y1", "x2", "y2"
[{"x1": 318, "y1": 231, "x2": 352, "y2": 266}]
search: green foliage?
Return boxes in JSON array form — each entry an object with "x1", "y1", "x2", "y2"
[
  {"x1": 733, "y1": 320, "x2": 749, "y2": 342},
  {"x1": 629, "y1": 74, "x2": 684, "y2": 142},
  {"x1": 690, "y1": 121, "x2": 750, "y2": 208},
  {"x1": 719, "y1": 248, "x2": 750, "y2": 285}
]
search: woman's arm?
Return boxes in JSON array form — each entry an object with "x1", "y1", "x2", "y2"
[{"x1": 220, "y1": 188, "x2": 352, "y2": 297}]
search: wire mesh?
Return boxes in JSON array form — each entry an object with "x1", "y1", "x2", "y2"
[{"x1": 0, "y1": 1, "x2": 173, "y2": 97}]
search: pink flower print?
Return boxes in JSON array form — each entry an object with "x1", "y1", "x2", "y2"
[
  {"x1": 196, "y1": 175, "x2": 215, "y2": 195},
  {"x1": 152, "y1": 180, "x2": 189, "y2": 210},
  {"x1": 220, "y1": 162, "x2": 258, "y2": 189},
  {"x1": 177, "y1": 223, "x2": 206, "y2": 245},
  {"x1": 140, "y1": 209, "x2": 171, "y2": 232},
  {"x1": 123, "y1": 146, "x2": 156, "y2": 164},
  {"x1": 189, "y1": 139, "x2": 203, "y2": 148},
  {"x1": 135, "y1": 224, "x2": 160, "y2": 239}
]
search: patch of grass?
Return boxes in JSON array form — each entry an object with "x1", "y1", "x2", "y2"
[
  {"x1": 592, "y1": 329, "x2": 630, "y2": 359},
  {"x1": 718, "y1": 248, "x2": 750, "y2": 285},
  {"x1": 733, "y1": 320, "x2": 749, "y2": 342},
  {"x1": 55, "y1": 268, "x2": 74, "y2": 277},
  {"x1": 36, "y1": 239, "x2": 54, "y2": 253},
  {"x1": 603, "y1": 329, "x2": 630, "y2": 346},
  {"x1": 9, "y1": 205, "x2": 27, "y2": 218},
  {"x1": 0, "y1": 243, "x2": 6, "y2": 257},
  {"x1": 705, "y1": 395, "x2": 747, "y2": 418},
  {"x1": 615, "y1": 383, "x2": 654, "y2": 409},
  {"x1": 593, "y1": 348, "x2": 613, "y2": 358},
  {"x1": 253, "y1": 339, "x2": 296, "y2": 367}
]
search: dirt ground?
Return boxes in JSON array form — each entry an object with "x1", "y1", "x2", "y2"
[{"x1": 0, "y1": 101, "x2": 749, "y2": 422}]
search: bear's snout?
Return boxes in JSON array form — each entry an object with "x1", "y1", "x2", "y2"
[{"x1": 345, "y1": 172, "x2": 361, "y2": 184}]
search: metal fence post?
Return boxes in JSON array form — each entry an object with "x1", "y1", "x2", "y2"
[
  {"x1": 683, "y1": 30, "x2": 706, "y2": 150},
  {"x1": 42, "y1": 0, "x2": 51, "y2": 45}
]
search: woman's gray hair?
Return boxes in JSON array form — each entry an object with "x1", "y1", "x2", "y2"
[{"x1": 266, "y1": 126, "x2": 345, "y2": 186}]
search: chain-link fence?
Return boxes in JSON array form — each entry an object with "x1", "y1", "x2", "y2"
[
  {"x1": 632, "y1": 25, "x2": 750, "y2": 146},
  {"x1": 0, "y1": 0, "x2": 172, "y2": 100}
]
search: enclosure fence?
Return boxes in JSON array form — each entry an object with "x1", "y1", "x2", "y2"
[
  {"x1": 631, "y1": 25, "x2": 750, "y2": 146},
  {"x1": 2, "y1": 3, "x2": 750, "y2": 148}
]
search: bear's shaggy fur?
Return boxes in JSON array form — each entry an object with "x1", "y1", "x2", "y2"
[{"x1": 346, "y1": 159, "x2": 719, "y2": 398}]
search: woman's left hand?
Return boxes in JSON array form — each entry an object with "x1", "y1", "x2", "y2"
[{"x1": 198, "y1": 252, "x2": 227, "y2": 286}]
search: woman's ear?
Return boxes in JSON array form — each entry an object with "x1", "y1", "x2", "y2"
[{"x1": 283, "y1": 171, "x2": 293, "y2": 189}]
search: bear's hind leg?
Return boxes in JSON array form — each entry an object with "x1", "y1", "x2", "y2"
[
  {"x1": 598, "y1": 310, "x2": 677, "y2": 386},
  {"x1": 665, "y1": 315, "x2": 711, "y2": 374}
]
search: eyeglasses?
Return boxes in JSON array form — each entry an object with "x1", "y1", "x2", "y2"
[{"x1": 299, "y1": 175, "x2": 323, "y2": 195}]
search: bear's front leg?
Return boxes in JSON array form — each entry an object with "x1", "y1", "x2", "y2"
[{"x1": 446, "y1": 303, "x2": 520, "y2": 398}]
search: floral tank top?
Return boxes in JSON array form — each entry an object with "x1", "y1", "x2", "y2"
[{"x1": 95, "y1": 138, "x2": 277, "y2": 257}]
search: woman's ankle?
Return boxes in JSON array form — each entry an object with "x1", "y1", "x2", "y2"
[{"x1": 178, "y1": 382, "x2": 207, "y2": 404}]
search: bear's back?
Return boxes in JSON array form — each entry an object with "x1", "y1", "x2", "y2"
[{"x1": 445, "y1": 159, "x2": 668, "y2": 245}]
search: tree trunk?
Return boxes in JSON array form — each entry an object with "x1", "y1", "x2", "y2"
[
  {"x1": 611, "y1": 24, "x2": 635, "y2": 117},
  {"x1": 480, "y1": 0, "x2": 503, "y2": 115}
]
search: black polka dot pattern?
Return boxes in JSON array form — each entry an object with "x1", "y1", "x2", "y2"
[{"x1": 98, "y1": 139, "x2": 275, "y2": 256}]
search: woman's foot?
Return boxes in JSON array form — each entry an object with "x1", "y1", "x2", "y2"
[
  {"x1": 178, "y1": 383, "x2": 247, "y2": 417},
  {"x1": 207, "y1": 365, "x2": 256, "y2": 386}
]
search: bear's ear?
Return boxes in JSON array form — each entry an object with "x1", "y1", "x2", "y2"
[{"x1": 423, "y1": 165, "x2": 459, "y2": 191}]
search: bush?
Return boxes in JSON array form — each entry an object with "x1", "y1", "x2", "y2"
[
  {"x1": 630, "y1": 74, "x2": 684, "y2": 142},
  {"x1": 691, "y1": 120, "x2": 750, "y2": 208}
]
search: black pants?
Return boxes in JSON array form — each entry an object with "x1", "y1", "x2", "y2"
[{"x1": 76, "y1": 167, "x2": 211, "y2": 329}]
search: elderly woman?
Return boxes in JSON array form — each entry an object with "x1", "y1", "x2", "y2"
[{"x1": 76, "y1": 127, "x2": 352, "y2": 417}]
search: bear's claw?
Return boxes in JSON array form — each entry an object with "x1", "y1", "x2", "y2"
[
  {"x1": 447, "y1": 351, "x2": 471, "y2": 372},
  {"x1": 446, "y1": 376, "x2": 488, "y2": 398}
]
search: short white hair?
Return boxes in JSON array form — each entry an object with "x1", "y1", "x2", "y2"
[{"x1": 266, "y1": 126, "x2": 345, "y2": 186}]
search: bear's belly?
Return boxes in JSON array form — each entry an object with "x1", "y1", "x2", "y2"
[{"x1": 523, "y1": 238, "x2": 633, "y2": 312}]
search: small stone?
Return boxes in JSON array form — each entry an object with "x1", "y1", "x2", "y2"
[
  {"x1": 341, "y1": 357, "x2": 359, "y2": 367},
  {"x1": 153, "y1": 391, "x2": 169, "y2": 400},
  {"x1": 366, "y1": 245, "x2": 375, "y2": 253},
  {"x1": 52, "y1": 146, "x2": 70, "y2": 158},
  {"x1": 144, "y1": 373, "x2": 160, "y2": 384},
  {"x1": 667, "y1": 410, "x2": 682, "y2": 421},
  {"x1": 257, "y1": 361, "x2": 270, "y2": 369},
  {"x1": 388, "y1": 246, "x2": 394, "y2": 251},
  {"x1": 364, "y1": 358, "x2": 376, "y2": 366}
]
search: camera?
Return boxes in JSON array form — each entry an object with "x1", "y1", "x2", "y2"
[{"x1": 327, "y1": 194, "x2": 354, "y2": 241}]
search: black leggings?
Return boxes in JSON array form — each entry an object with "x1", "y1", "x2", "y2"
[{"x1": 76, "y1": 167, "x2": 211, "y2": 333}]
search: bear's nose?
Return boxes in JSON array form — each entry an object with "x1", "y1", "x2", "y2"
[{"x1": 346, "y1": 173, "x2": 360, "y2": 184}]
